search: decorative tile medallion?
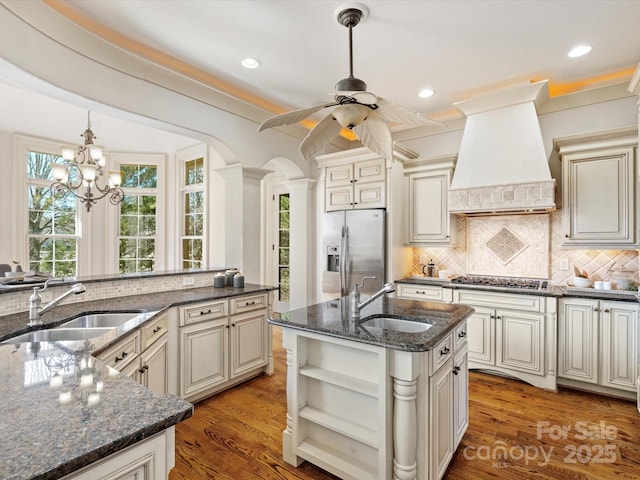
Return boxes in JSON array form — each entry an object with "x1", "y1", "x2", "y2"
[{"x1": 485, "y1": 226, "x2": 528, "y2": 265}]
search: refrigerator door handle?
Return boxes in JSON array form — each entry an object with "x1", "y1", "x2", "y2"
[
  {"x1": 343, "y1": 225, "x2": 350, "y2": 297},
  {"x1": 339, "y1": 226, "x2": 345, "y2": 297}
]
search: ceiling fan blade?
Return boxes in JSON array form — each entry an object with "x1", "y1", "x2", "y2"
[
  {"x1": 349, "y1": 91, "x2": 379, "y2": 105},
  {"x1": 353, "y1": 112, "x2": 393, "y2": 163},
  {"x1": 299, "y1": 113, "x2": 342, "y2": 162},
  {"x1": 376, "y1": 98, "x2": 443, "y2": 127},
  {"x1": 258, "y1": 102, "x2": 338, "y2": 131}
]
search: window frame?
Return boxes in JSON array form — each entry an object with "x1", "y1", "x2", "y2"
[
  {"x1": 15, "y1": 135, "x2": 82, "y2": 277},
  {"x1": 177, "y1": 145, "x2": 207, "y2": 270}
]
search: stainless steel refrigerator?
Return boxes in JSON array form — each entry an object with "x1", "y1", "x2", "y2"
[{"x1": 321, "y1": 209, "x2": 386, "y2": 301}]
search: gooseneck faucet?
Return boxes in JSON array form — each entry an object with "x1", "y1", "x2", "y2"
[
  {"x1": 28, "y1": 279, "x2": 86, "y2": 326},
  {"x1": 350, "y1": 276, "x2": 396, "y2": 318}
]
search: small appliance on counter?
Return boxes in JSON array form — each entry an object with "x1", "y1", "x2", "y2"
[{"x1": 423, "y1": 259, "x2": 436, "y2": 277}]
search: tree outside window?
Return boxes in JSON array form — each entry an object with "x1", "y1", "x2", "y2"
[
  {"x1": 278, "y1": 193, "x2": 290, "y2": 302},
  {"x1": 26, "y1": 151, "x2": 78, "y2": 277}
]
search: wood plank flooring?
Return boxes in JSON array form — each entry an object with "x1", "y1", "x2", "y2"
[{"x1": 170, "y1": 327, "x2": 640, "y2": 479}]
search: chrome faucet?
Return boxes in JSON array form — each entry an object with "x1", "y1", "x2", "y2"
[
  {"x1": 350, "y1": 276, "x2": 395, "y2": 318},
  {"x1": 28, "y1": 279, "x2": 86, "y2": 326}
]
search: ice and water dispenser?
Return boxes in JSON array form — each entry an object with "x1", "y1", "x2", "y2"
[{"x1": 327, "y1": 246, "x2": 340, "y2": 272}]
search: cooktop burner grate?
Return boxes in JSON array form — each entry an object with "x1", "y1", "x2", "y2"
[{"x1": 451, "y1": 276, "x2": 545, "y2": 290}]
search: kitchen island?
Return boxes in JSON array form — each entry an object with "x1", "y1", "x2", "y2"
[
  {"x1": 269, "y1": 295, "x2": 474, "y2": 480},
  {"x1": 0, "y1": 282, "x2": 276, "y2": 480}
]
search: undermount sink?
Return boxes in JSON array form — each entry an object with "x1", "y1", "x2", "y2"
[
  {"x1": 60, "y1": 312, "x2": 139, "y2": 329},
  {"x1": 359, "y1": 316, "x2": 433, "y2": 334},
  {"x1": 2, "y1": 327, "x2": 114, "y2": 344}
]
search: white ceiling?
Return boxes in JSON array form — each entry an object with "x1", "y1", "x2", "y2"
[{"x1": 2, "y1": 0, "x2": 640, "y2": 150}]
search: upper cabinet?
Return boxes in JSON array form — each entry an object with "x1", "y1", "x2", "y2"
[
  {"x1": 324, "y1": 157, "x2": 386, "y2": 211},
  {"x1": 403, "y1": 155, "x2": 457, "y2": 246},
  {"x1": 555, "y1": 127, "x2": 638, "y2": 248}
]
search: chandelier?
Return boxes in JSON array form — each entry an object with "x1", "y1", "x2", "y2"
[{"x1": 50, "y1": 111, "x2": 124, "y2": 212}]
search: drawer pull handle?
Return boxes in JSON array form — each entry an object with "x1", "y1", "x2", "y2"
[
  {"x1": 200, "y1": 309, "x2": 212, "y2": 316},
  {"x1": 440, "y1": 346, "x2": 450, "y2": 356},
  {"x1": 138, "y1": 365, "x2": 150, "y2": 374},
  {"x1": 152, "y1": 326, "x2": 161, "y2": 334},
  {"x1": 417, "y1": 291, "x2": 426, "y2": 295},
  {"x1": 115, "y1": 351, "x2": 128, "y2": 362},
  {"x1": 453, "y1": 366, "x2": 461, "y2": 375},
  {"x1": 245, "y1": 300, "x2": 256, "y2": 306},
  {"x1": 458, "y1": 331, "x2": 466, "y2": 338}
]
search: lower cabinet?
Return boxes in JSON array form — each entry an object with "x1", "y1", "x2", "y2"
[
  {"x1": 62, "y1": 428, "x2": 174, "y2": 480},
  {"x1": 558, "y1": 297, "x2": 638, "y2": 398},
  {"x1": 178, "y1": 292, "x2": 272, "y2": 402},
  {"x1": 97, "y1": 313, "x2": 169, "y2": 395},
  {"x1": 453, "y1": 289, "x2": 556, "y2": 390},
  {"x1": 281, "y1": 324, "x2": 468, "y2": 480}
]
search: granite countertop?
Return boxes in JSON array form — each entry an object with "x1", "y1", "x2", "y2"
[
  {"x1": 397, "y1": 276, "x2": 640, "y2": 303},
  {"x1": 0, "y1": 283, "x2": 276, "y2": 480},
  {"x1": 269, "y1": 296, "x2": 474, "y2": 352}
]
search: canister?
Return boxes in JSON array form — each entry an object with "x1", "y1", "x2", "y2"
[
  {"x1": 225, "y1": 269, "x2": 238, "y2": 286},
  {"x1": 213, "y1": 273, "x2": 225, "y2": 288},
  {"x1": 233, "y1": 273, "x2": 245, "y2": 288}
]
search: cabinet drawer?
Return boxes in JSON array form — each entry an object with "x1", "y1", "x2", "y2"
[
  {"x1": 397, "y1": 283, "x2": 443, "y2": 302},
  {"x1": 180, "y1": 300, "x2": 228, "y2": 326},
  {"x1": 141, "y1": 312, "x2": 168, "y2": 350},
  {"x1": 455, "y1": 289, "x2": 543, "y2": 313},
  {"x1": 230, "y1": 293, "x2": 268, "y2": 315},
  {"x1": 430, "y1": 333, "x2": 453, "y2": 375},
  {"x1": 454, "y1": 321, "x2": 468, "y2": 351},
  {"x1": 98, "y1": 331, "x2": 140, "y2": 371}
]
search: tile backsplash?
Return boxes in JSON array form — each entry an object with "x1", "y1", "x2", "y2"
[{"x1": 411, "y1": 210, "x2": 638, "y2": 286}]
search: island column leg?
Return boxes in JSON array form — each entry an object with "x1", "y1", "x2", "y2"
[
  {"x1": 282, "y1": 329, "x2": 303, "y2": 466},
  {"x1": 393, "y1": 377, "x2": 418, "y2": 480}
]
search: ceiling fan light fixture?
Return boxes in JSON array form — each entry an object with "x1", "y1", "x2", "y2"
[
  {"x1": 335, "y1": 76, "x2": 368, "y2": 93},
  {"x1": 332, "y1": 104, "x2": 369, "y2": 129}
]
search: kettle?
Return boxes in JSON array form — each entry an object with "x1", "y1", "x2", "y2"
[{"x1": 423, "y1": 259, "x2": 436, "y2": 277}]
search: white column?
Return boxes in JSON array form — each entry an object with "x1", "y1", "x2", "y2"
[
  {"x1": 281, "y1": 328, "x2": 303, "y2": 466},
  {"x1": 214, "y1": 164, "x2": 272, "y2": 283},
  {"x1": 284, "y1": 178, "x2": 317, "y2": 309}
]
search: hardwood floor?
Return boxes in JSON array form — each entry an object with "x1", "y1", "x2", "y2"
[{"x1": 170, "y1": 327, "x2": 640, "y2": 479}]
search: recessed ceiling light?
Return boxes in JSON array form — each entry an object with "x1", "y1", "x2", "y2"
[
  {"x1": 418, "y1": 88, "x2": 435, "y2": 98},
  {"x1": 568, "y1": 45, "x2": 591, "y2": 58},
  {"x1": 241, "y1": 58, "x2": 261, "y2": 69}
]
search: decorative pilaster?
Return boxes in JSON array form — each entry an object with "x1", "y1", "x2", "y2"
[{"x1": 392, "y1": 378, "x2": 418, "y2": 480}]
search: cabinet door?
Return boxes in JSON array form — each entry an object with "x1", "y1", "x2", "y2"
[
  {"x1": 353, "y1": 181, "x2": 385, "y2": 209},
  {"x1": 325, "y1": 163, "x2": 353, "y2": 187},
  {"x1": 353, "y1": 157, "x2": 385, "y2": 183},
  {"x1": 140, "y1": 333, "x2": 168, "y2": 395},
  {"x1": 179, "y1": 318, "x2": 228, "y2": 399},
  {"x1": 230, "y1": 309, "x2": 268, "y2": 378},
  {"x1": 453, "y1": 345, "x2": 469, "y2": 449},
  {"x1": 407, "y1": 170, "x2": 451, "y2": 244},
  {"x1": 558, "y1": 299, "x2": 598, "y2": 384},
  {"x1": 601, "y1": 301, "x2": 638, "y2": 392},
  {"x1": 496, "y1": 310, "x2": 544, "y2": 375},
  {"x1": 326, "y1": 185, "x2": 354, "y2": 212},
  {"x1": 466, "y1": 306, "x2": 494, "y2": 366},
  {"x1": 429, "y1": 358, "x2": 454, "y2": 480},
  {"x1": 562, "y1": 146, "x2": 635, "y2": 246}
]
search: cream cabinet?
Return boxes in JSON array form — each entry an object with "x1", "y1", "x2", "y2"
[
  {"x1": 281, "y1": 324, "x2": 468, "y2": 480},
  {"x1": 97, "y1": 313, "x2": 169, "y2": 396},
  {"x1": 558, "y1": 297, "x2": 638, "y2": 397},
  {"x1": 396, "y1": 282, "x2": 445, "y2": 302},
  {"x1": 403, "y1": 155, "x2": 457, "y2": 246},
  {"x1": 63, "y1": 428, "x2": 174, "y2": 480},
  {"x1": 178, "y1": 293, "x2": 271, "y2": 402},
  {"x1": 453, "y1": 289, "x2": 556, "y2": 390},
  {"x1": 316, "y1": 148, "x2": 388, "y2": 212},
  {"x1": 325, "y1": 157, "x2": 386, "y2": 211},
  {"x1": 555, "y1": 127, "x2": 638, "y2": 247}
]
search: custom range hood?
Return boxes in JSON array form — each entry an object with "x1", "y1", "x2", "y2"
[{"x1": 448, "y1": 80, "x2": 556, "y2": 216}]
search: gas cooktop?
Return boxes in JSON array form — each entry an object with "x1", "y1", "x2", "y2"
[{"x1": 450, "y1": 275, "x2": 548, "y2": 290}]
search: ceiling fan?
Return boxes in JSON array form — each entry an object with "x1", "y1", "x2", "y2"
[{"x1": 258, "y1": 3, "x2": 442, "y2": 163}]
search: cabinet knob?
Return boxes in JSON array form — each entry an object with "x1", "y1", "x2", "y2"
[
  {"x1": 440, "y1": 346, "x2": 450, "y2": 356},
  {"x1": 594, "y1": 307, "x2": 600, "y2": 312},
  {"x1": 418, "y1": 291, "x2": 426, "y2": 295},
  {"x1": 564, "y1": 234, "x2": 569, "y2": 238},
  {"x1": 604, "y1": 308, "x2": 610, "y2": 313},
  {"x1": 490, "y1": 314, "x2": 495, "y2": 319},
  {"x1": 496, "y1": 315, "x2": 502, "y2": 320}
]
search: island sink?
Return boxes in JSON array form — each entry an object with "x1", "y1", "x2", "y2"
[
  {"x1": 359, "y1": 316, "x2": 432, "y2": 333},
  {"x1": 2, "y1": 327, "x2": 114, "y2": 344}
]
